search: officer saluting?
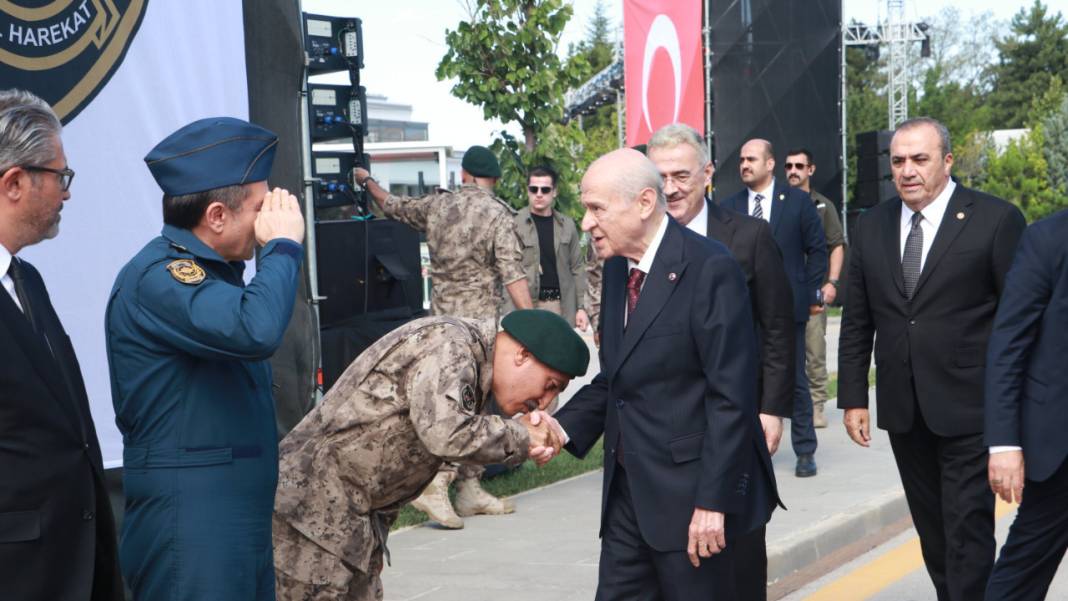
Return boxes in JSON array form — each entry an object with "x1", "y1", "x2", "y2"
[
  {"x1": 105, "y1": 117, "x2": 305, "y2": 600},
  {"x1": 273, "y1": 309, "x2": 586, "y2": 601}
]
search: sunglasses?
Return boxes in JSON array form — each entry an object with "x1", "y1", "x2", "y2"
[
  {"x1": 784, "y1": 162, "x2": 809, "y2": 171},
  {"x1": 528, "y1": 185, "x2": 554, "y2": 194},
  {"x1": 20, "y1": 165, "x2": 76, "y2": 191}
]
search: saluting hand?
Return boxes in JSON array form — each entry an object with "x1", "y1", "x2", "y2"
[{"x1": 255, "y1": 187, "x2": 305, "y2": 246}]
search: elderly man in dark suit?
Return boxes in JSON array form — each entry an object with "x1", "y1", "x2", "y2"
[
  {"x1": 541, "y1": 147, "x2": 778, "y2": 600},
  {"x1": 720, "y1": 139, "x2": 827, "y2": 478},
  {"x1": 0, "y1": 89, "x2": 123, "y2": 600},
  {"x1": 838, "y1": 117, "x2": 1025, "y2": 601},
  {"x1": 647, "y1": 123, "x2": 795, "y2": 600},
  {"x1": 984, "y1": 208, "x2": 1068, "y2": 601}
]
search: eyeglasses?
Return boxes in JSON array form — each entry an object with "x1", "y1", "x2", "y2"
[
  {"x1": 662, "y1": 169, "x2": 700, "y2": 186},
  {"x1": 784, "y1": 162, "x2": 809, "y2": 171},
  {"x1": 528, "y1": 185, "x2": 554, "y2": 194},
  {"x1": 20, "y1": 165, "x2": 75, "y2": 191}
]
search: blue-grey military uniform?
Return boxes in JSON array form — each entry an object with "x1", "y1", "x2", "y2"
[{"x1": 105, "y1": 117, "x2": 301, "y2": 600}]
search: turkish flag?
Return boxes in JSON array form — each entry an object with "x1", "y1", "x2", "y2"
[{"x1": 623, "y1": 0, "x2": 705, "y2": 147}]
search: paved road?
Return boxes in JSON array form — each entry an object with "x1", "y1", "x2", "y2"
[{"x1": 782, "y1": 501, "x2": 1068, "y2": 600}]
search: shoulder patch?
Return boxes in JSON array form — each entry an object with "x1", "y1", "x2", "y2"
[
  {"x1": 461, "y1": 384, "x2": 476, "y2": 412},
  {"x1": 166, "y1": 259, "x2": 206, "y2": 285}
]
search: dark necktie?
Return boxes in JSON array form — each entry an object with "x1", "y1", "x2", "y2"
[
  {"x1": 752, "y1": 193, "x2": 765, "y2": 220},
  {"x1": 626, "y1": 268, "x2": 645, "y2": 319},
  {"x1": 7, "y1": 258, "x2": 38, "y2": 331},
  {"x1": 902, "y1": 211, "x2": 923, "y2": 299}
]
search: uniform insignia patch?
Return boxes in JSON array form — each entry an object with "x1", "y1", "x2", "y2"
[
  {"x1": 166, "y1": 260, "x2": 206, "y2": 285},
  {"x1": 461, "y1": 384, "x2": 476, "y2": 412}
]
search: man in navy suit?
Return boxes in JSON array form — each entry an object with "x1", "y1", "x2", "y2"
[
  {"x1": 984, "y1": 209, "x2": 1068, "y2": 600},
  {"x1": 721, "y1": 139, "x2": 827, "y2": 477},
  {"x1": 543, "y1": 148, "x2": 778, "y2": 600}
]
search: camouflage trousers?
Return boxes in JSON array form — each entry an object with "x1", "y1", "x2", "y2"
[{"x1": 273, "y1": 515, "x2": 388, "y2": 601}]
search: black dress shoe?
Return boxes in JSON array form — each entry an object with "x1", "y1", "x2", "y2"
[{"x1": 795, "y1": 454, "x2": 818, "y2": 478}]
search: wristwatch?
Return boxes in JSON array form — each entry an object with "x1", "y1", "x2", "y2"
[{"x1": 828, "y1": 278, "x2": 840, "y2": 289}]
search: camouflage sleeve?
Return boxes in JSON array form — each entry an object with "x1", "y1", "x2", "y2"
[
  {"x1": 492, "y1": 214, "x2": 528, "y2": 286},
  {"x1": 379, "y1": 191, "x2": 442, "y2": 232},
  {"x1": 407, "y1": 340, "x2": 529, "y2": 467},
  {"x1": 569, "y1": 221, "x2": 587, "y2": 310},
  {"x1": 585, "y1": 246, "x2": 602, "y2": 331}
]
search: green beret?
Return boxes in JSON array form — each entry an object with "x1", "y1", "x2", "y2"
[
  {"x1": 461, "y1": 145, "x2": 501, "y2": 178},
  {"x1": 501, "y1": 310, "x2": 589, "y2": 377}
]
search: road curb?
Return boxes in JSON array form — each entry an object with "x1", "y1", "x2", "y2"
[{"x1": 767, "y1": 488, "x2": 909, "y2": 583}]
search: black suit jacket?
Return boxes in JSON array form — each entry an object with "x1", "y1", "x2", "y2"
[
  {"x1": 705, "y1": 200, "x2": 796, "y2": 417},
  {"x1": 721, "y1": 183, "x2": 828, "y2": 323},
  {"x1": 0, "y1": 258, "x2": 122, "y2": 600},
  {"x1": 556, "y1": 217, "x2": 779, "y2": 552},
  {"x1": 985, "y1": 209, "x2": 1068, "y2": 482},
  {"x1": 838, "y1": 185, "x2": 1026, "y2": 436}
]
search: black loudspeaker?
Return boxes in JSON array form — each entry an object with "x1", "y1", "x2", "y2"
[
  {"x1": 315, "y1": 219, "x2": 424, "y2": 327},
  {"x1": 854, "y1": 129, "x2": 896, "y2": 208},
  {"x1": 853, "y1": 177, "x2": 897, "y2": 208},
  {"x1": 855, "y1": 130, "x2": 893, "y2": 158}
]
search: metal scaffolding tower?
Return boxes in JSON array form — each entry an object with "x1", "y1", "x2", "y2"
[{"x1": 844, "y1": 0, "x2": 930, "y2": 129}]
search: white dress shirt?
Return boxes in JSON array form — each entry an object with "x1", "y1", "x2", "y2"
[
  {"x1": 0, "y1": 244, "x2": 24, "y2": 312},
  {"x1": 684, "y1": 199, "x2": 709, "y2": 237},
  {"x1": 898, "y1": 180, "x2": 956, "y2": 270},
  {"x1": 624, "y1": 215, "x2": 669, "y2": 326},
  {"x1": 747, "y1": 179, "x2": 775, "y2": 223}
]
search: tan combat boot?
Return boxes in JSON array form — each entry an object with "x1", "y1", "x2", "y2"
[
  {"x1": 813, "y1": 403, "x2": 828, "y2": 428},
  {"x1": 454, "y1": 476, "x2": 516, "y2": 517},
  {"x1": 411, "y1": 471, "x2": 463, "y2": 529}
]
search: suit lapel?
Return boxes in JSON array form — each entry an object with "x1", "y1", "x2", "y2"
[
  {"x1": 883, "y1": 199, "x2": 906, "y2": 297},
  {"x1": 769, "y1": 184, "x2": 786, "y2": 235},
  {"x1": 601, "y1": 257, "x2": 627, "y2": 382},
  {"x1": 705, "y1": 200, "x2": 736, "y2": 248},
  {"x1": 913, "y1": 187, "x2": 973, "y2": 297},
  {"x1": 0, "y1": 284, "x2": 81, "y2": 435},
  {"x1": 613, "y1": 220, "x2": 688, "y2": 374}
]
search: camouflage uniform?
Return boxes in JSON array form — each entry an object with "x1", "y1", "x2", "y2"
[
  {"x1": 379, "y1": 183, "x2": 526, "y2": 335},
  {"x1": 273, "y1": 317, "x2": 529, "y2": 601},
  {"x1": 380, "y1": 183, "x2": 528, "y2": 490},
  {"x1": 585, "y1": 244, "x2": 603, "y2": 333}
]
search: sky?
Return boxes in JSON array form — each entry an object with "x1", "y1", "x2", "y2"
[{"x1": 301, "y1": 0, "x2": 1051, "y2": 150}]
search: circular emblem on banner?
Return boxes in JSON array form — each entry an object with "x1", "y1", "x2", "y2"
[
  {"x1": 641, "y1": 14, "x2": 683, "y2": 134},
  {"x1": 0, "y1": 0, "x2": 149, "y2": 124}
]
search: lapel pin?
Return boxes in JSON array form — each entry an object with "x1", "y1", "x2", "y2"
[
  {"x1": 668, "y1": 272, "x2": 677, "y2": 281},
  {"x1": 778, "y1": 193, "x2": 785, "y2": 201},
  {"x1": 956, "y1": 212, "x2": 965, "y2": 220}
]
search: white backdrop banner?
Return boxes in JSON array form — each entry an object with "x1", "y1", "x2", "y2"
[{"x1": 5, "y1": 1, "x2": 250, "y2": 466}]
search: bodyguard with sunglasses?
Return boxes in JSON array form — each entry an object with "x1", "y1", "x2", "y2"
[
  {"x1": 0, "y1": 89, "x2": 124, "y2": 600},
  {"x1": 507, "y1": 165, "x2": 589, "y2": 332}
]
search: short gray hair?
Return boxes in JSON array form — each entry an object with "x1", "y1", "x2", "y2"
[
  {"x1": 648, "y1": 123, "x2": 710, "y2": 164},
  {"x1": 896, "y1": 117, "x2": 952, "y2": 157},
  {"x1": 617, "y1": 154, "x2": 666, "y2": 208},
  {"x1": 0, "y1": 90, "x2": 62, "y2": 175}
]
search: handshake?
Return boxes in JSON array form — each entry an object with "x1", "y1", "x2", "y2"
[{"x1": 517, "y1": 411, "x2": 567, "y2": 467}]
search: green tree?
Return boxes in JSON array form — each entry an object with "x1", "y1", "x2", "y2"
[
  {"x1": 845, "y1": 38, "x2": 887, "y2": 207},
  {"x1": 1041, "y1": 91, "x2": 1068, "y2": 196},
  {"x1": 437, "y1": 0, "x2": 591, "y2": 153},
  {"x1": 989, "y1": 1, "x2": 1068, "y2": 128},
  {"x1": 437, "y1": 0, "x2": 595, "y2": 217},
  {"x1": 983, "y1": 126, "x2": 1064, "y2": 222}
]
